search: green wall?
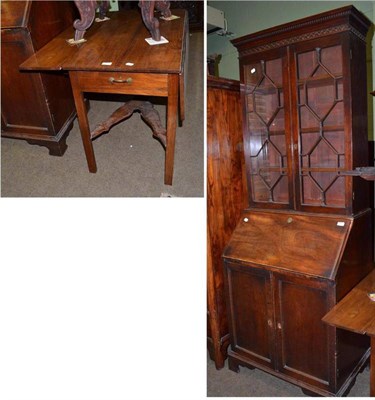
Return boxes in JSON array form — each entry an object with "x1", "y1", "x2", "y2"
[{"x1": 207, "y1": 1, "x2": 375, "y2": 139}]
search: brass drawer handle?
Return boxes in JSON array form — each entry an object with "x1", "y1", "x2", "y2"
[{"x1": 109, "y1": 77, "x2": 133, "y2": 84}]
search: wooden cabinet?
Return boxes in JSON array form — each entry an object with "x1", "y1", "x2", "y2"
[
  {"x1": 1, "y1": 1, "x2": 77, "y2": 155},
  {"x1": 223, "y1": 6, "x2": 374, "y2": 396},
  {"x1": 207, "y1": 76, "x2": 247, "y2": 369}
]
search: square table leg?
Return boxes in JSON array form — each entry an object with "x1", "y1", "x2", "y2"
[
  {"x1": 70, "y1": 72, "x2": 97, "y2": 173},
  {"x1": 165, "y1": 74, "x2": 179, "y2": 185},
  {"x1": 371, "y1": 336, "x2": 374, "y2": 397}
]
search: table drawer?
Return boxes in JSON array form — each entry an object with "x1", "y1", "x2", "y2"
[{"x1": 71, "y1": 71, "x2": 169, "y2": 96}]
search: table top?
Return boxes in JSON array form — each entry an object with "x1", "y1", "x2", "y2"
[
  {"x1": 322, "y1": 269, "x2": 375, "y2": 336},
  {"x1": 20, "y1": 9, "x2": 187, "y2": 74}
]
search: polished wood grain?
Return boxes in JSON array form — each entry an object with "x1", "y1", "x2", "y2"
[
  {"x1": 323, "y1": 269, "x2": 375, "y2": 335},
  {"x1": 164, "y1": 74, "x2": 179, "y2": 185},
  {"x1": 21, "y1": 10, "x2": 187, "y2": 74},
  {"x1": 207, "y1": 77, "x2": 247, "y2": 369},
  {"x1": 2, "y1": 1, "x2": 30, "y2": 27},
  {"x1": 224, "y1": 210, "x2": 351, "y2": 279}
]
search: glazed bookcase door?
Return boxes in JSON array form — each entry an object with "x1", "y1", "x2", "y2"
[
  {"x1": 291, "y1": 38, "x2": 348, "y2": 213},
  {"x1": 242, "y1": 49, "x2": 293, "y2": 209}
]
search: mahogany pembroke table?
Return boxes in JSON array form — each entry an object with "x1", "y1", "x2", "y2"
[{"x1": 20, "y1": 9, "x2": 188, "y2": 185}]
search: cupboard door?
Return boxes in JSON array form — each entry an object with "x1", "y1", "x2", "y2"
[
  {"x1": 242, "y1": 48, "x2": 293, "y2": 208},
  {"x1": 274, "y1": 274, "x2": 331, "y2": 389},
  {"x1": 291, "y1": 38, "x2": 348, "y2": 212},
  {"x1": 225, "y1": 262, "x2": 275, "y2": 368}
]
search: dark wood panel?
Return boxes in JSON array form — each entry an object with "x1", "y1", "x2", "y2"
[
  {"x1": 207, "y1": 76, "x2": 247, "y2": 369},
  {"x1": 1, "y1": 30, "x2": 50, "y2": 134},
  {"x1": 1, "y1": 0, "x2": 77, "y2": 155},
  {"x1": 276, "y1": 275, "x2": 330, "y2": 386},
  {"x1": 226, "y1": 263, "x2": 274, "y2": 368}
]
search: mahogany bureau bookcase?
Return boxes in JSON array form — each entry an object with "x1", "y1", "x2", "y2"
[
  {"x1": 21, "y1": 9, "x2": 188, "y2": 185},
  {"x1": 222, "y1": 6, "x2": 375, "y2": 396}
]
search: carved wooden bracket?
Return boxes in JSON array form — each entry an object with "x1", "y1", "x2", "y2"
[
  {"x1": 73, "y1": 1, "x2": 171, "y2": 43},
  {"x1": 97, "y1": 0, "x2": 110, "y2": 20},
  {"x1": 138, "y1": 1, "x2": 171, "y2": 41},
  {"x1": 90, "y1": 100, "x2": 167, "y2": 147},
  {"x1": 73, "y1": 0, "x2": 97, "y2": 41}
]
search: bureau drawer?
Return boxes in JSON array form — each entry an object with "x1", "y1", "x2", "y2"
[{"x1": 70, "y1": 71, "x2": 169, "y2": 96}]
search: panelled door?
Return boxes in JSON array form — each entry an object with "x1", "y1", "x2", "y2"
[
  {"x1": 273, "y1": 272, "x2": 333, "y2": 391},
  {"x1": 225, "y1": 262, "x2": 276, "y2": 369}
]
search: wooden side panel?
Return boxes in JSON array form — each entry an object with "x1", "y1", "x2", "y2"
[
  {"x1": 207, "y1": 77, "x2": 247, "y2": 369},
  {"x1": 350, "y1": 32, "x2": 370, "y2": 215},
  {"x1": 225, "y1": 262, "x2": 275, "y2": 368},
  {"x1": 1, "y1": 29, "x2": 51, "y2": 136},
  {"x1": 275, "y1": 275, "x2": 330, "y2": 389}
]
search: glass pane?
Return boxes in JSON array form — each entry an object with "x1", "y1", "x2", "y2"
[
  {"x1": 301, "y1": 174, "x2": 322, "y2": 205},
  {"x1": 245, "y1": 62, "x2": 262, "y2": 88},
  {"x1": 272, "y1": 175, "x2": 289, "y2": 203},
  {"x1": 297, "y1": 50, "x2": 316, "y2": 79},
  {"x1": 321, "y1": 45, "x2": 342, "y2": 76},
  {"x1": 244, "y1": 57, "x2": 288, "y2": 205},
  {"x1": 301, "y1": 172, "x2": 346, "y2": 207},
  {"x1": 306, "y1": 80, "x2": 336, "y2": 120},
  {"x1": 296, "y1": 44, "x2": 345, "y2": 209},
  {"x1": 324, "y1": 102, "x2": 344, "y2": 126},
  {"x1": 299, "y1": 105, "x2": 320, "y2": 130},
  {"x1": 266, "y1": 58, "x2": 283, "y2": 86},
  {"x1": 269, "y1": 108, "x2": 285, "y2": 133},
  {"x1": 325, "y1": 177, "x2": 345, "y2": 207},
  {"x1": 309, "y1": 138, "x2": 340, "y2": 168}
]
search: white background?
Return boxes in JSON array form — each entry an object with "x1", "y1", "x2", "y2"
[{"x1": 0, "y1": 199, "x2": 206, "y2": 400}]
